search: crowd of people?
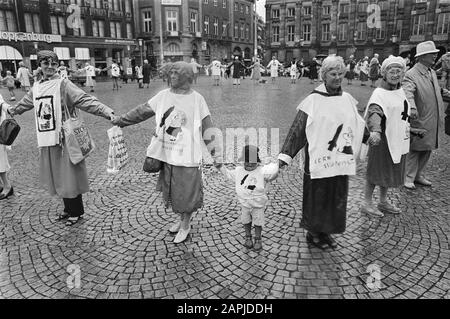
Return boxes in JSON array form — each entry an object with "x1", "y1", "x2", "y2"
[{"x1": 0, "y1": 41, "x2": 449, "y2": 252}]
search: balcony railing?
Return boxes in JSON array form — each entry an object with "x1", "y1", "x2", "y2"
[
  {"x1": 433, "y1": 34, "x2": 449, "y2": 42},
  {"x1": 410, "y1": 34, "x2": 426, "y2": 42}
]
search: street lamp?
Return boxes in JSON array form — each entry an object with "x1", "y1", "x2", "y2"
[{"x1": 138, "y1": 38, "x2": 143, "y2": 67}]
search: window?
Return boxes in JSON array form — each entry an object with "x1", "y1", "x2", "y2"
[
  {"x1": 287, "y1": 25, "x2": 295, "y2": 42},
  {"x1": 222, "y1": 20, "x2": 228, "y2": 36},
  {"x1": 416, "y1": 0, "x2": 427, "y2": 2},
  {"x1": 379, "y1": 1, "x2": 388, "y2": 11},
  {"x1": 338, "y1": 23, "x2": 348, "y2": 41},
  {"x1": 190, "y1": 11, "x2": 198, "y2": 33},
  {"x1": 288, "y1": 8, "x2": 295, "y2": 17},
  {"x1": 125, "y1": 0, "x2": 131, "y2": 13},
  {"x1": 412, "y1": 14, "x2": 425, "y2": 35},
  {"x1": 375, "y1": 21, "x2": 386, "y2": 39},
  {"x1": 204, "y1": 0, "x2": 208, "y2": 4},
  {"x1": 143, "y1": 10, "x2": 152, "y2": 33},
  {"x1": 241, "y1": 4, "x2": 244, "y2": 13},
  {"x1": 222, "y1": 0, "x2": 226, "y2": 9},
  {"x1": 214, "y1": 0, "x2": 218, "y2": 6},
  {"x1": 50, "y1": 15, "x2": 65, "y2": 35},
  {"x1": 340, "y1": 4, "x2": 350, "y2": 13},
  {"x1": 240, "y1": 23, "x2": 244, "y2": 39},
  {"x1": 302, "y1": 24, "x2": 311, "y2": 41},
  {"x1": 246, "y1": 6, "x2": 249, "y2": 15},
  {"x1": 126, "y1": 23, "x2": 133, "y2": 39},
  {"x1": 323, "y1": 6, "x2": 331, "y2": 15},
  {"x1": 168, "y1": 43, "x2": 180, "y2": 54},
  {"x1": 245, "y1": 24, "x2": 249, "y2": 40},
  {"x1": 110, "y1": 22, "x2": 116, "y2": 38},
  {"x1": 92, "y1": 19, "x2": 105, "y2": 37},
  {"x1": 115, "y1": 22, "x2": 122, "y2": 38},
  {"x1": 234, "y1": 3, "x2": 238, "y2": 11},
  {"x1": 272, "y1": 9, "x2": 280, "y2": 18},
  {"x1": 24, "y1": 13, "x2": 41, "y2": 33},
  {"x1": 213, "y1": 17, "x2": 219, "y2": 35},
  {"x1": 72, "y1": 18, "x2": 85, "y2": 36},
  {"x1": 303, "y1": 6, "x2": 311, "y2": 15},
  {"x1": 357, "y1": 21, "x2": 367, "y2": 40},
  {"x1": 322, "y1": 23, "x2": 330, "y2": 41},
  {"x1": 0, "y1": 10, "x2": 17, "y2": 31},
  {"x1": 204, "y1": 16, "x2": 209, "y2": 34},
  {"x1": 167, "y1": 10, "x2": 178, "y2": 32},
  {"x1": 358, "y1": 2, "x2": 368, "y2": 12},
  {"x1": 437, "y1": 12, "x2": 450, "y2": 35},
  {"x1": 396, "y1": 20, "x2": 403, "y2": 40},
  {"x1": 234, "y1": 23, "x2": 238, "y2": 38},
  {"x1": 272, "y1": 26, "x2": 279, "y2": 42},
  {"x1": 95, "y1": 0, "x2": 102, "y2": 9}
]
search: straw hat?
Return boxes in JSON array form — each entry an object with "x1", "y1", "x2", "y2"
[{"x1": 415, "y1": 41, "x2": 440, "y2": 58}]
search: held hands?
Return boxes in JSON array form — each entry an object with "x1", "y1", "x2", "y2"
[
  {"x1": 368, "y1": 132, "x2": 381, "y2": 146},
  {"x1": 410, "y1": 108, "x2": 418, "y2": 120}
]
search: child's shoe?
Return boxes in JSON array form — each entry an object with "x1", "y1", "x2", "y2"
[
  {"x1": 244, "y1": 236, "x2": 253, "y2": 249},
  {"x1": 254, "y1": 237, "x2": 262, "y2": 251}
]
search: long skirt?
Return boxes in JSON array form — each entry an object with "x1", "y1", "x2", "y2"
[
  {"x1": 301, "y1": 174, "x2": 349, "y2": 234},
  {"x1": 40, "y1": 144, "x2": 90, "y2": 198},
  {"x1": 301, "y1": 146, "x2": 349, "y2": 234},
  {"x1": 366, "y1": 134, "x2": 406, "y2": 187},
  {"x1": 86, "y1": 76, "x2": 95, "y2": 87},
  {"x1": 360, "y1": 72, "x2": 368, "y2": 82},
  {"x1": 156, "y1": 162, "x2": 203, "y2": 214}
]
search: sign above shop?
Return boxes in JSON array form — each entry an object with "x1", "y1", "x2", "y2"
[
  {"x1": 105, "y1": 39, "x2": 136, "y2": 45},
  {"x1": 161, "y1": 0, "x2": 182, "y2": 5},
  {"x1": 0, "y1": 32, "x2": 62, "y2": 43}
]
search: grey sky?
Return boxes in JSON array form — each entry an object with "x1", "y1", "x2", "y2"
[{"x1": 256, "y1": 0, "x2": 266, "y2": 20}]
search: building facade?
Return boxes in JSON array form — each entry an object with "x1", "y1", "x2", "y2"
[
  {"x1": 134, "y1": 0, "x2": 256, "y2": 66},
  {"x1": 0, "y1": 0, "x2": 136, "y2": 74},
  {"x1": 264, "y1": 0, "x2": 450, "y2": 63}
]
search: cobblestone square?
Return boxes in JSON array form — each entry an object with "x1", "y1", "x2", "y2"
[{"x1": 0, "y1": 75, "x2": 449, "y2": 299}]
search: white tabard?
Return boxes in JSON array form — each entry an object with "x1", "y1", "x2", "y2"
[
  {"x1": 146, "y1": 89, "x2": 210, "y2": 167},
  {"x1": 298, "y1": 84, "x2": 365, "y2": 179},
  {"x1": 366, "y1": 87, "x2": 410, "y2": 164}
]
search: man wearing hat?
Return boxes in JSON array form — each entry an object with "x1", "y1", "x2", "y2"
[{"x1": 402, "y1": 41, "x2": 449, "y2": 189}]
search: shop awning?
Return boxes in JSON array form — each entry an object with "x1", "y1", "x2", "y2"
[
  {"x1": 75, "y1": 48, "x2": 90, "y2": 60},
  {"x1": 0, "y1": 45, "x2": 23, "y2": 60},
  {"x1": 54, "y1": 47, "x2": 70, "y2": 60}
]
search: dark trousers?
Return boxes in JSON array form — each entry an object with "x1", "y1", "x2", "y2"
[{"x1": 63, "y1": 195, "x2": 85, "y2": 217}]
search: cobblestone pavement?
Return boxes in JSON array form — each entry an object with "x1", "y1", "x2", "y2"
[{"x1": 0, "y1": 76, "x2": 449, "y2": 299}]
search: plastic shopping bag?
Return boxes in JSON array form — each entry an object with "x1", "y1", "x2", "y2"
[{"x1": 107, "y1": 126, "x2": 128, "y2": 174}]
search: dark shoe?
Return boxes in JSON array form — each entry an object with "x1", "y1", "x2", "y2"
[
  {"x1": 65, "y1": 216, "x2": 82, "y2": 226},
  {"x1": 415, "y1": 178, "x2": 432, "y2": 186},
  {"x1": 0, "y1": 187, "x2": 14, "y2": 200},
  {"x1": 253, "y1": 237, "x2": 262, "y2": 251},
  {"x1": 306, "y1": 232, "x2": 327, "y2": 250},
  {"x1": 322, "y1": 234, "x2": 338, "y2": 249},
  {"x1": 244, "y1": 236, "x2": 253, "y2": 249}
]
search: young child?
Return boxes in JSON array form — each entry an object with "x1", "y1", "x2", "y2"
[
  {"x1": 0, "y1": 94, "x2": 13, "y2": 200},
  {"x1": 3, "y1": 71, "x2": 16, "y2": 101},
  {"x1": 215, "y1": 145, "x2": 279, "y2": 251}
]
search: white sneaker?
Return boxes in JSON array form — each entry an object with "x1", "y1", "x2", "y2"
[
  {"x1": 174, "y1": 225, "x2": 191, "y2": 244},
  {"x1": 361, "y1": 205, "x2": 384, "y2": 217},
  {"x1": 169, "y1": 221, "x2": 181, "y2": 233}
]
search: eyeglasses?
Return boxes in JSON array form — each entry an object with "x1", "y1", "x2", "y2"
[{"x1": 41, "y1": 61, "x2": 59, "y2": 67}]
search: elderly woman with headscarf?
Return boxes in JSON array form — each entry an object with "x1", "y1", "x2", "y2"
[
  {"x1": 7, "y1": 50, "x2": 115, "y2": 226},
  {"x1": 361, "y1": 56, "x2": 411, "y2": 217},
  {"x1": 111, "y1": 61, "x2": 221, "y2": 244},
  {"x1": 278, "y1": 55, "x2": 365, "y2": 249},
  {"x1": 16, "y1": 61, "x2": 32, "y2": 92}
]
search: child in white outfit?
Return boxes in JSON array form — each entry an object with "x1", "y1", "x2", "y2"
[{"x1": 215, "y1": 145, "x2": 279, "y2": 251}]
